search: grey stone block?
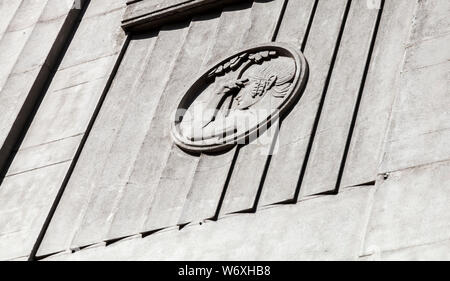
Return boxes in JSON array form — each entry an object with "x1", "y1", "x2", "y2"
[
  {"x1": 403, "y1": 33, "x2": 450, "y2": 72},
  {"x1": 179, "y1": 151, "x2": 235, "y2": 224},
  {"x1": 42, "y1": 186, "x2": 374, "y2": 261},
  {"x1": 20, "y1": 78, "x2": 108, "y2": 148},
  {"x1": 341, "y1": 0, "x2": 419, "y2": 188},
  {"x1": 380, "y1": 62, "x2": 450, "y2": 173},
  {"x1": 409, "y1": 0, "x2": 450, "y2": 44},
  {"x1": 0, "y1": 162, "x2": 71, "y2": 260},
  {"x1": 0, "y1": 0, "x2": 22, "y2": 37},
  {"x1": 12, "y1": 15, "x2": 75, "y2": 75},
  {"x1": 220, "y1": 129, "x2": 275, "y2": 215},
  {"x1": 0, "y1": 27, "x2": 34, "y2": 91},
  {"x1": 370, "y1": 240, "x2": 450, "y2": 261},
  {"x1": 6, "y1": 0, "x2": 48, "y2": 32},
  {"x1": 7, "y1": 256, "x2": 29, "y2": 261},
  {"x1": 37, "y1": 34, "x2": 154, "y2": 258},
  {"x1": 107, "y1": 15, "x2": 220, "y2": 240},
  {"x1": 219, "y1": 0, "x2": 314, "y2": 215},
  {"x1": 179, "y1": 0, "x2": 284, "y2": 225},
  {"x1": 84, "y1": 0, "x2": 125, "y2": 19},
  {"x1": 47, "y1": 54, "x2": 116, "y2": 93},
  {"x1": 70, "y1": 24, "x2": 189, "y2": 249},
  {"x1": 38, "y1": 0, "x2": 79, "y2": 22},
  {"x1": 59, "y1": 8, "x2": 125, "y2": 69},
  {"x1": 142, "y1": 146, "x2": 199, "y2": 233},
  {"x1": 260, "y1": 0, "x2": 348, "y2": 205},
  {"x1": 301, "y1": 0, "x2": 379, "y2": 196},
  {"x1": 0, "y1": 0, "x2": 81, "y2": 174},
  {"x1": 0, "y1": 67, "x2": 50, "y2": 170},
  {"x1": 276, "y1": 0, "x2": 316, "y2": 47},
  {"x1": 363, "y1": 161, "x2": 450, "y2": 255},
  {"x1": 7, "y1": 134, "x2": 82, "y2": 176}
]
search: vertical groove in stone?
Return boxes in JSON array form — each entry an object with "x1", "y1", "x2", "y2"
[
  {"x1": 214, "y1": 0, "x2": 290, "y2": 217},
  {"x1": 0, "y1": 0, "x2": 48, "y2": 92},
  {"x1": 0, "y1": 0, "x2": 23, "y2": 41},
  {"x1": 259, "y1": 0, "x2": 351, "y2": 206},
  {"x1": 175, "y1": 1, "x2": 254, "y2": 225},
  {"x1": 341, "y1": 0, "x2": 420, "y2": 187},
  {"x1": 106, "y1": 14, "x2": 221, "y2": 239},
  {"x1": 177, "y1": 0, "x2": 287, "y2": 225},
  {"x1": 220, "y1": 0, "x2": 317, "y2": 216},
  {"x1": 71, "y1": 24, "x2": 191, "y2": 249},
  {"x1": 0, "y1": 0, "x2": 87, "y2": 261},
  {"x1": 299, "y1": 0, "x2": 382, "y2": 197},
  {"x1": 36, "y1": 32, "x2": 159, "y2": 257},
  {"x1": 0, "y1": 0, "x2": 76, "y2": 176},
  {"x1": 30, "y1": 24, "x2": 131, "y2": 262},
  {"x1": 334, "y1": 0, "x2": 384, "y2": 194}
]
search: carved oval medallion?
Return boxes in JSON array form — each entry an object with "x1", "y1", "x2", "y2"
[{"x1": 171, "y1": 43, "x2": 308, "y2": 153}]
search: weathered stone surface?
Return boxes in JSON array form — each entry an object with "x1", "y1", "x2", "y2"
[
  {"x1": 107, "y1": 15, "x2": 220, "y2": 239},
  {"x1": 0, "y1": 162, "x2": 71, "y2": 260},
  {"x1": 20, "y1": 78, "x2": 107, "y2": 148},
  {"x1": 0, "y1": 0, "x2": 82, "y2": 171},
  {"x1": 379, "y1": 62, "x2": 450, "y2": 173},
  {"x1": 276, "y1": 0, "x2": 316, "y2": 47},
  {"x1": 45, "y1": 54, "x2": 116, "y2": 93},
  {"x1": 84, "y1": 0, "x2": 125, "y2": 18},
  {"x1": 0, "y1": 0, "x2": 22, "y2": 40},
  {"x1": 7, "y1": 256, "x2": 29, "y2": 261},
  {"x1": 300, "y1": 0, "x2": 380, "y2": 196},
  {"x1": 39, "y1": 0, "x2": 79, "y2": 22},
  {"x1": 403, "y1": 33, "x2": 450, "y2": 72},
  {"x1": 7, "y1": 134, "x2": 82, "y2": 176},
  {"x1": 179, "y1": 151, "x2": 235, "y2": 224},
  {"x1": 12, "y1": 15, "x2": 76, "y2": 75},
  {"x1": 59, "y1": 8, "x2": 125, "y2": 69},
  {"x1": 71, "y1": 24, "x2": 190, "y2": 248},
  {"x1": 158, "y1": 1, "x2": 258, "y2": 227},
  {"x1": 142, "y1": 146, "x2": 199, "y2": 232},
  {"x1": 0, "y1": 27, "x2": 34, "y2": 91},
  {"x1": 169, "y1": 2, "x2": 253, "y2": 226},
  {"x1": 220, "y1": 0, "x2": 316, "y2": 216},
  {"x1": 220, "y1": 127, "x2": 276, "y2": 215},
  {"x1": 0, "y1": 0, "x2": 447, "y2": 262},
  {"x1": 408, "y1": 0, "x2": 450, "y2": 44},
  {"x1": 367, "y1": 240, "x2": 450, "y2": 261},
  {"x1": 341, "y1": 0, "x2": 418, "y2": 187},
  {"x1": 260, "y1": 0, "x2": 349, "y2": 205},
  {"x1": 37, "y1": 35, "x2": 155, "y2": 257},
  {"x1": 0, "y1": 67, "x2": 50, "y2": 169},
  {"x1": 363, "y1": 161, "x2": 450, "y2": 255},
  {"x1": 179, "y1": 0, "x2": 286, "y2": 224},
  {"x1": 43, "y1": 186, "x2": 373, "y2": 261},
  {"x1": 0, "y1": 0, "x2": 67, "y2": 89},
  {"x1": 6, "y1": 0, "x2": 47, "y2": 32},
  {"x1": 2, "y1": 1, "x2": 128, "y2": 259}
]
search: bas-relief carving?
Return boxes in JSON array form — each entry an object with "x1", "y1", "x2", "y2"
[{"x1": 171, "y1": 43, "x2": 308, "y2": 153}]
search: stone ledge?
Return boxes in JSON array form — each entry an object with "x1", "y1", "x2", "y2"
[
  {"x1": 41, "y1": 186, "x2": 373, "y2": 260},
  {"x1": 122, "y1": 0, "x2": 244, "y2": 32}
]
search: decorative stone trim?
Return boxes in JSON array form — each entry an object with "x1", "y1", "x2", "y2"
[{"x1": 122, "y1": 0, "x2": 243, "y2": 32}]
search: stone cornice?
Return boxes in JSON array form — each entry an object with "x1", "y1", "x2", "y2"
[{"x1": 122, "y1": 0, "x2": 244, "y2": 32}]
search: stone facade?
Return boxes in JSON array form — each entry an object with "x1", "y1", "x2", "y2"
[{"x1": 0, "y1": 0, "x2": 448, "y2": 261}]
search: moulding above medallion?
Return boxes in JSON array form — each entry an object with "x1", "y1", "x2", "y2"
[{"x1": 122, "y1": 0, "x2": 243, "y2": 32}]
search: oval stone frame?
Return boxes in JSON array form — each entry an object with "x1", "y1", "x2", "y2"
[{"x1": 171, "y1": 42, "x2": 308, "y2": 153}]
